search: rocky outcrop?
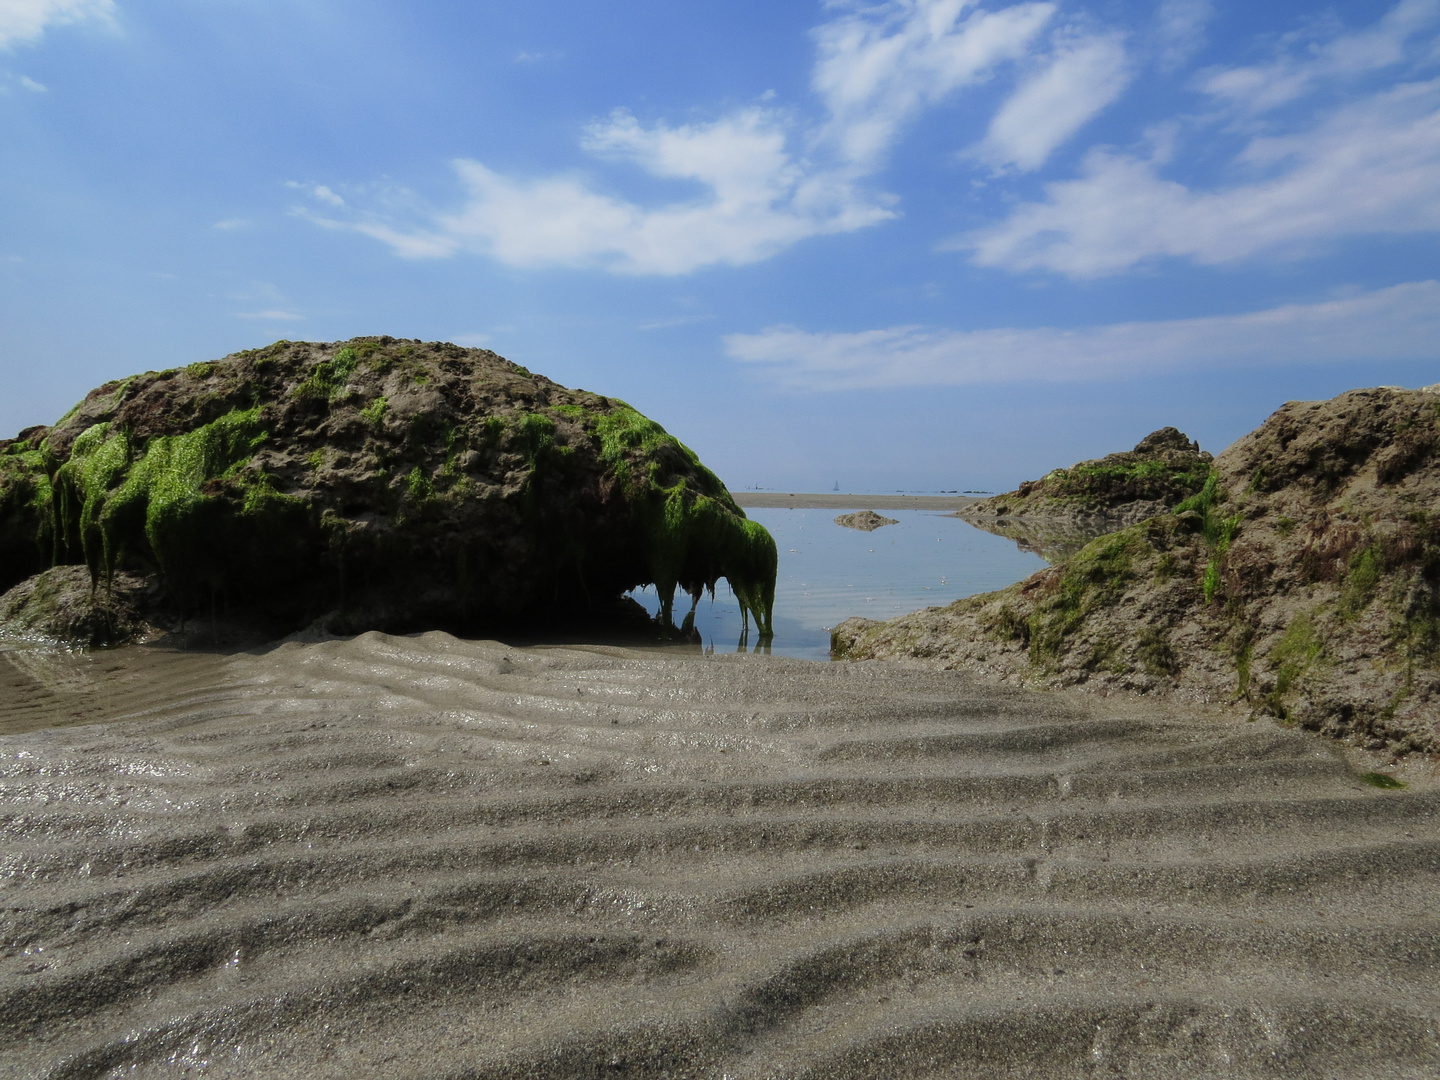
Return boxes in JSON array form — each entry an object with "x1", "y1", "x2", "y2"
[
  {"x1": 959, "y1": 426, "x2": 1213, "y2": 528},
  {"x1": 835, "y1": 387, "x2": 1440, "y2": 756},
  {"x1": 0, "y1": 337, "x2": 776, "y2": 645},
  {"x1": 0, "y1": 565, "x2": 161, "y2": 647},
  {"x1": 834, "y1": 510, "x2": 898, "y2": 532}
]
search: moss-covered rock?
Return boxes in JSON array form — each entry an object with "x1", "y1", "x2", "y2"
[
  {"x1": 836, "y1": 387, "x2": 1440, "y2": 756},
  {"x1": 0, "y1": 337, "x2": 775, "y2": 643},
  {"x1": 960, "y1": 426, "x2": 1213, "y2": 527},
  {"x1": 0, "y1": 565, "x2": 160, "y2": 647}
]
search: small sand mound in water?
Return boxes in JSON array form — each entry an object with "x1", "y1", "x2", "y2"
[
  {"x1": 834, "y1": 509, "x2": 898, "y2": 532},
  {"x1": 2, "y1": 632, "x2": 1437, "y2": 1078}
]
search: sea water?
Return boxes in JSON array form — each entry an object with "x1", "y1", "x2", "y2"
[{"x1": 627, "y1": 509, "x2": 1048, "y2": 661}]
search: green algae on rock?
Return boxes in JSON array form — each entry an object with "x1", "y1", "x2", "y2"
[
  {"x1": 0, "y1": 565, "x2": 160, "y2": 647},
  {"x1": 835, "y1": 387, "x2": 1440, "y2": 757},
  {"x1": 959, "y1": 426, "x2": 1214, "y2": 527},
  {"x1": 0, "y1": 338, "x2": 775, "y2": 642}
]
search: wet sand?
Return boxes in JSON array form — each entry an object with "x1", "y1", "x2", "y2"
[{"x1": 3, "y1": 632, "x2": 1439, "y2": 1078}]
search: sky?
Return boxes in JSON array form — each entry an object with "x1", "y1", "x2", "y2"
[{"x1": 2, "y1": 0, "x2": 1438, "y2": 493}]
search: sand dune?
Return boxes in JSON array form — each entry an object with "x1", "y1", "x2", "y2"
[{"x1": 3, "y1": 633, "x2": 1438, "y2": 1078}]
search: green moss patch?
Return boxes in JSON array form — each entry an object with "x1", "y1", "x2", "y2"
[
  {"x1": 1041, "y1": 458, "x2": 1209, "y2": 506},
  {"x1": 295, "y1": 346, "x2": 360, "y2": 403},
  {"x1": 1358, "y1": 771, "x2": 1406, "y2": 789},
  {"x1": 1026, "y1": 527, "x2": 1149, "y2": 664},
  {"x1": 0, "y1": 439, "x2": 60, "y2": 582},
  {"x1": 50, "y1": 408, "x2": 269, "y2": 594},
  {"x1": 591, "y1": 405, "x2": 774, "y2": 636},
  {"x1": 1262, "y1": 613, "x2": 1323, "y2": 718},
  {"x1": 1174, "y1": 472, "x2": 1242, "y2": 604},
  {"x1": 360, "y1": 396, "x2": 388, "y2": 427}
]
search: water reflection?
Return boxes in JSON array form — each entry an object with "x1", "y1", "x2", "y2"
[
  {"x1": 628, "y1": 509, "x2": 1048, "y2": 660},
  {"x1": 735, "y1": 629, "x2": 772, "y2": 655},
  {"x1": 951, "y1": 512, "x2": 1122, "y2": 562}
]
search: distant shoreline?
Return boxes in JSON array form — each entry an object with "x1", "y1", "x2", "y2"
[{"x1": 733, "y1": 492, "x2": 983, "y2": 511}]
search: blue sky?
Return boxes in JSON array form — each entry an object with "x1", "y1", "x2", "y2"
[{"x1": 2, "y1": 0, "x2": 1438, "y2": 492}]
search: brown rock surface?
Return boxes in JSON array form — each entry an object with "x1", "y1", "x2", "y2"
[
  {"x1": 0, "y1": 565, "x2": 161, "y2": 647},
  {"x1": 836, "y1": 386, "x2": 1440, "y2": 756},
  {"x1": 834, "y1": 510, "x2": 899, "y2": 532},
  {"x1": 0, "y1": 338, "x2": 776, "y2": 644},
  {"x1": 959, "y1": 425, "x2": 1213, "y2": 528}
]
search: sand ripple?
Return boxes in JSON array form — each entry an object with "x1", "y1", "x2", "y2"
[{"x1": 2, "y1": 632, "x2": 1438, "y2": 1078}]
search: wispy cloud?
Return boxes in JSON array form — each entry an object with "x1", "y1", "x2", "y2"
[
  {"x1": 1152, "y1": 0, "x2": 1213, "y2": 73},
  {"x1": 303, "y1": 108, "x2": 892, "y2": 274},
  {"x1": 307, "y1": 0, "x2": 1055, "y2": 275},
  {"x1": 212, "y1": 218, "x2": 249, "y2": 231},
  {"x1": 970, "y1": 29, "x2": 1129, "y2": 171},
  {"x1": 234, "y1": 309, "x2": 304, "y2": 321},
  {"x1": 1199, "y1": 0, "x2": 1439, "y2": 112},
  {"x1": 0, "y1": 0, "x2": 115, "y2": 50},
  {"x1": 285, "y1": 181, "x2": 344, "y2": 207},
  {"x1": 808, "y1": 0, "x2": 1055, "y2": 170},
  {"x1": 18, "y1": 74, "x2": 45, "y2": 91},
  {"x1": 637, "y1": 313, "x2": 715, "y2": 331},
  {"x1": 725, "y1": 281, "x2": 1440, "y2": 390},
  {"x1": 960, "y1": 74, "x2": 1440, "y2": 275},
  {"x1": 300, "y1": 0, "x2": 1440, "y2": 283}
]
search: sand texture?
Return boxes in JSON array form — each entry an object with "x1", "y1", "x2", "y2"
[{"x1": 3, "y1": 632, "x2": 1439, "y2": 1078}]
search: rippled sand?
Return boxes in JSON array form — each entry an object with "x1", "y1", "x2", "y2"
[{"x1": 3, "y1": 632, "x2": 1438, "y2": 1078}]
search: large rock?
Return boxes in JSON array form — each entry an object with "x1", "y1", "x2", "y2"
[
  {"x1": 0, "y1": 338, "x2": 776, "y2": 644},
  {"x1": 835, "y1": 387, "x2": 1440, "y2": 756},
  {"x1": 959, "y1": 426, "x2": 1213, "y2": 527},
  {"x1": 0, "y1": 565, "x2": 160, "y2": 647}
]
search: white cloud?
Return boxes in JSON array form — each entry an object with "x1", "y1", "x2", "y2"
[
  {"x1": 0, "y1": 0, "x2": 114, "y2": 49},
  {"x1": 212, "y1": 218, "x2": 249, "y2": 231},
  {"x1": 972, "y1": 30, "x2": 1129, "y2": 171},
  {"x1": 325, "y1": 108, "x2": 894, "y2": 275},
  {"x1": 725, "y1": 281, "x2": 1440, "y2": 390},
  {"x1": 18, "y1": 73, "x2": 44, "y2": 90},
  {"x1": 960, "y1": 77, "x2": 1440, "y2": 275},
  {"x1": 317, "y1": 0, "x2": 1058, "y2": 275},
  {"x1": 809, "y1": 0, "x2": 1055, "y2": 169},
  {"x1": 285, "y1": 180, "x2": 345, "y2": 207},
  {"x1": 1152, "y1": 0, "x2": 1212, "y2": 73},
  {"x1": 1200, "y1": 0, "x2": 1439, "y2": 112}
]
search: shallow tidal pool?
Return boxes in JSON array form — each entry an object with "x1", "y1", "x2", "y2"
[{"x1": 627, "y1": 508, "x2": 1048, "y2": 661}]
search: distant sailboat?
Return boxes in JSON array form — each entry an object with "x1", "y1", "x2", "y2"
[{"x1": 833, "y1": 481, "x2": 840, "y2": 492}]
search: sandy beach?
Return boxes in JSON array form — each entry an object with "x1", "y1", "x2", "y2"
[{"x1": 3, "y1": 632, "x2": 1438, "y2": 1078}]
